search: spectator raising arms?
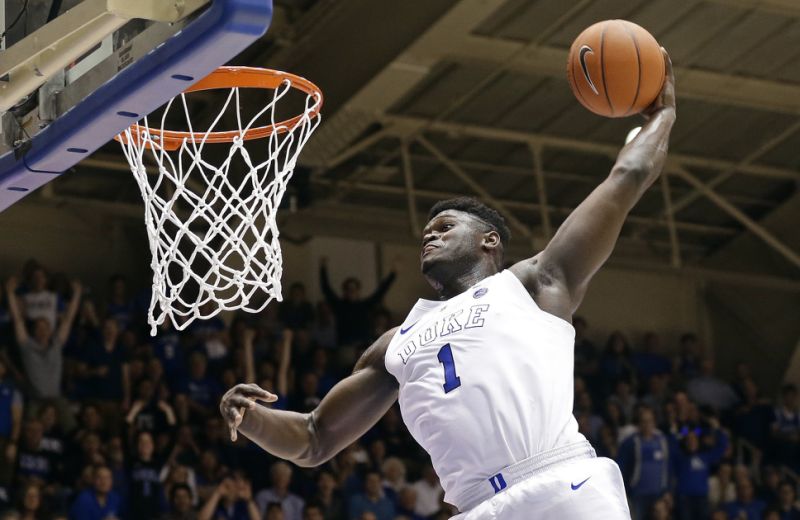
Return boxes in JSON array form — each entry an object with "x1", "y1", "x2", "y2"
[
  {"x1": 318, "y1": 258, "x2": 397, "y2": 347},
  {"x1": 670, "y1": 416, "x2": 729, "y2": 520},
  {"x1": 6, "y1": 277, "x2": 81, "y2": 401},
  {"x1": 20, "y1": 265, "x2": 60, "y2": 329},
  {"x1": 2, "y1": 253, "x2": 799, "y2": 520}
]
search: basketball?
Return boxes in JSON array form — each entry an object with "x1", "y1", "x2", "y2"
[{"x1": 567, "y1": 19, "x2": 666, "y2": 118}]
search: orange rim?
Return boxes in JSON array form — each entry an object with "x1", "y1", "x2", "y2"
[{"x1": 115, "y1": 66, "x2": 323, "y2": 151}]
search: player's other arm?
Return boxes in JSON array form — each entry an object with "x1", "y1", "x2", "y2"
[
  {"x1": 512, "y1": 50, "x2": 676, "y2": 314},
  {"x1": 219, "y1": 327, "x2": 399, "y2": 467}
]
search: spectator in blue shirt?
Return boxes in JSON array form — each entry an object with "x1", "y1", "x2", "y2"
[
  {"x1": 770, "y1": 384, "x2": 800, "y2": 471},
  {"x1": 0, "y1": 356, "x2": 23, "y2": 486},
  {"x1": 16, "y1": 419, "x2": 59, "y2": 485},
  {"x1": 348, "y1": 471, "x2": 395, "y2": 520},
  {"x1": 633, "y1": 332, "x2": 672, "y2": 381},
  {"x1": 106, "y1": 274, "x2": 134, "y2": 332},
  {"x1": 152, "y1": 320, "x2": 188, "y2": 392},
  {"x1": 617, "y1": 405, "x2": 670, "y2": 520},
  {"x1": 671, "y1": 417, "x2": 729, "y2": 520},
  {"x1": 600, "y1": 331, "x2": 637, "y2": 394},
  {"x1": 76, "y1": 317, "x2": 131, "y2": 432},
  {"x1": 675, "y1": 333, "x2": 702, "y2": 381},
  {"x1": 184, "y1": 351, "x2": 222, "y2": 422},
  {"x1": 128, "y1": 431, "x2": 167, "y2": 519},
  {"x1": 69, "y1": 465, "x2": 123, "y2": 520},
  {"x1": 724, "y1": 478, "x2": 767, "y2": 520}
]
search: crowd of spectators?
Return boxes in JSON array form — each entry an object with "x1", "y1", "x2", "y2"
[
  {"x1": 572, "y1": 317, "x2": 800, "y2": 520},
  {"x1": 0, "y1": 258, "x2": 797, "y2": 520}
]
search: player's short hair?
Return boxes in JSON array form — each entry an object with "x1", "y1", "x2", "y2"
[{"x1": 428, "y1": 197, "x2": 511, "y2": 248}]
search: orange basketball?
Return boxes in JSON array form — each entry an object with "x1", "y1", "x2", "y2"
[{"x1": 567, "y1": 20, "x2": 666, "y2": 118}]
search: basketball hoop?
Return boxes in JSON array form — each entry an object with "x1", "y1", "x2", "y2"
[{"x1": 116, "y1": 66, "x2": 323, "y2": 335}]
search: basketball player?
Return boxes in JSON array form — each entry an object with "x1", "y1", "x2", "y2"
[{"x1": 220, "y1": 51, "x2": 676, "y2": 519}]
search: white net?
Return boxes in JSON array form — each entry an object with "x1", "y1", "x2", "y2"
[{"x1": 118, "y1": 71, "x2": 322, "y2": 335}]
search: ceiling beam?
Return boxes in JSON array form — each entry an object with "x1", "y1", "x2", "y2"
[
  {"x1": 312, "y1": 178, "x2": 738, "y2": 237},
  {"x1": 450, "y1": 36, "x2": 800, "y2": 116},
  {"x1": 416, "y1": 135, "x2": 533, "y2": 239},
  {"x1": 385, "y1": 115, "x2": 800, "y2": 181},
  {"x1": 672, "y1": 166, "x2": 800, "y2": 269},
  {"x1": 703, "y1": 0, "x2": 800, "y2": 17}
]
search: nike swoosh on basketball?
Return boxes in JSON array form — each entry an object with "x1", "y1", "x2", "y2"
[
  {"x1": 571, "y1": 477, "x2": 591, "y2": 490},
  {"x1": 400, "y1": 321, "x2": 418, "y2": 335},
  {"x1": 578, "y1": 45, "x2": 600, "y2": 95}
]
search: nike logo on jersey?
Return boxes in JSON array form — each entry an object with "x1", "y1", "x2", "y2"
[
  {"x1": 571, "y1": 477, "x2": 591, "y2": 490},
  {"x1": 578, "y1": 45, "x2": 599, "y2": 95},
  {"x1": 400, "y1": 321, "x2": 418, "y2": 335}
]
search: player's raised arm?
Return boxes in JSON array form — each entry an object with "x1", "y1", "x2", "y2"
[
  {"x1": 219, "y1": 327, "x2": 399, "y2": 467},
  {"x1": 512, "y1": 49, "x2": 676, "y2": 315}
]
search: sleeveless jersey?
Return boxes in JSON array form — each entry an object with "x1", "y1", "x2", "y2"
[{"x1": 385, "y1": 270, "x2": 585, "y2": 509}]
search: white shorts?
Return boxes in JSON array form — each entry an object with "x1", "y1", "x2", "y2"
[{"x1": 451, "y1": 457, "x2": 631, "y2": 520}]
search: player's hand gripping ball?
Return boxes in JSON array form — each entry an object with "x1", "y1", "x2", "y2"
[{"x1": 567, "y1": 19, "x2": 666, "y2": 118}]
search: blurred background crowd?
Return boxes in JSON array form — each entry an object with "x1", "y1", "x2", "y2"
[{"x1": 0, "y1": 258, "x2": 797, "y2": 520}]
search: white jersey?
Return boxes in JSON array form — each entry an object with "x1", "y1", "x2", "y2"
[{"x1": 385, "y1": 270, "x2": 586, "y2": 510}]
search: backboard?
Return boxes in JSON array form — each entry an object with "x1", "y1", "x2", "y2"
[{"x1": 0, "y1": 0, "x2": 274, "y2": 211}]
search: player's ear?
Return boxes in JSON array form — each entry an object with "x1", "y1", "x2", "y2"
[{"x1": 482, "y1": 230, "x2": 501, "y2": 252}]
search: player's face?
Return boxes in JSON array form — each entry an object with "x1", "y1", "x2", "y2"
[{"x1": 420, "y1": 210, "x2": 486, "y2": 273}]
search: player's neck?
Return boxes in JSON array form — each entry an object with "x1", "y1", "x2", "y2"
[{"x1": 429, "y1": 262, "x2": 497, "y2": 299}]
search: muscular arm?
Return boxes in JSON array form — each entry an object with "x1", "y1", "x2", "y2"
[
  {"x1": 511, "y1": 50, "x2": 676, "y2": 318},
  {"x1": 221, "y1": 327, "x2": 399, "y2": 467}
]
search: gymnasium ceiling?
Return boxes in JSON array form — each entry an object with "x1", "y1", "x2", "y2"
[{"x1": 20, "y1": 0, "x2": 800, "y2": 288}]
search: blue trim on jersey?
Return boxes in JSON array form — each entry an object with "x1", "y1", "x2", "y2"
[{"x1": 489, "y1": 473, "x2": 507, "y2": 493}]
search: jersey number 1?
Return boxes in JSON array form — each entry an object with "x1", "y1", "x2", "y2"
[{"x1": 437, "y1": 343, "x2": 461, "y2": 393}]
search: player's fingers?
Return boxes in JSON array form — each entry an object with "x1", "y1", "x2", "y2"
[
  {"x1": 661, "y1": 47, "x2": 674, "y2": 79},
  {"x1": 237, "y1": 384, "x2": 277, "y2": 401},
  {"x1": 660, "y1": 47, "x2": 676, "y2": 107},
  {"x1": 227, "y1": 407, "x2": 242, "y2": 441},
  {"x1": 227, "y1": 395, "x2": 257, "y2": 411}
]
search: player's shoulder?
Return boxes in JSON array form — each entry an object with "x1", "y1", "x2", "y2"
[
  {"x1": 507, "y1": 258, "x2": 574, "y2": 322},
  {"x1": 508, "y1": 254, "x2": 564, "y2": 295}
]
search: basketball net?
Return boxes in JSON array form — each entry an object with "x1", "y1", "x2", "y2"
[{"x1": 117, "y1": 68, "x2": 322, "y2": 335}]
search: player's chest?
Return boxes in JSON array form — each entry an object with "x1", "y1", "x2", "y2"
[{"x1": 392, "y1": 302, "x2": 492, "y2": 366}]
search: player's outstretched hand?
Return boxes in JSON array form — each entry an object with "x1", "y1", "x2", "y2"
[
  {"x1": 641, "y1": 47, "x2": 675, "y2": 120},
  {"x1": 220, "y1": 383, "x2": 277, "y2": 441}
]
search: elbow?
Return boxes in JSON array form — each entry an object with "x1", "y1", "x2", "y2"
[
  {"x1": 293, "y1": 445, "x2": 334, "y2": 468},
  {"x1": 293, "y1": 453, "x2": 329, "y2": 468},
  {"x1": 292, "y1": 412, "x2": 335, "y2": 468}
]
